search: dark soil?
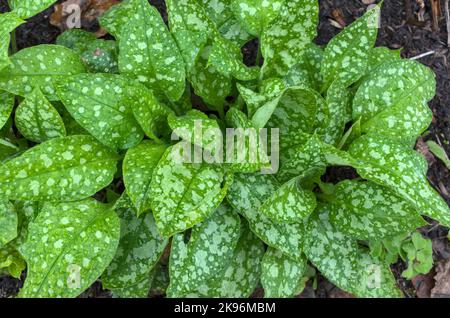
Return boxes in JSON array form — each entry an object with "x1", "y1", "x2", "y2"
[{"x1": 1, "y1": 0, "x2": 449, "y2": 298}]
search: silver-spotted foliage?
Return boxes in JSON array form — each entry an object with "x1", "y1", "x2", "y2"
[{"x1": 0, "y1": 0, "x2": 448, "y2": 298}]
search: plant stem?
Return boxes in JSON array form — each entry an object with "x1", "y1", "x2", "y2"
[{"x1": 10, "y1": 29, "x2": 18, "y2": 55}]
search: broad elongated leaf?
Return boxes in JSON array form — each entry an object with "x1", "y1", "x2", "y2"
[
  {"x1": 127, "y1": 82, "x2": 173, "y2": 141},
  {"x1": 123, "y1": 141, "x2": 167, "y2": 215},
  {"x1": 168, "y1": 109, "x2": 221, "y2": 154},
  {"x1": 57, "y1": 74, "x2": 144, "y2": 150},
  {"x1": 9, "y1": 0, "x2": 57, "y2": 19},
  {"x1": 329, "y1": 180, "x2": 426, "y2": 241},
  {"x1": 0, "y1": 12, "x2": 25, "y2": 71},
  {"x1": 353, "y1": 60, "x2": 435, "y2": 140},
  {"x1": 303, "y1": 208, "x2": 402, "y2": 297},
  {"x1": 261, "y1": 0, "x2": 319, "y2": 77},
  {"x1": 227, "y1": 173, "x2": 306, "y2": 261},
  {"x1": 322, "y1": 80, "x2": 350, "y2": 145},
  {"x1": 218, "y1": 17, "x2": 254, "y2": 47},
  {"x1": 118, "y1": 0, "x2": 186, "y2": 101},
  {"x1": 150, "y1": 145, "x2": 230, "y2": 237},
  {"x1": 55, "y1": 29, "x2": 98, "y2": 55},
  {"x1": 0, "y1": 135, "x2": 119, "y2": 201},
  {"x1": 284, "y1": 43, "x2": 323, "y2": 91},
  {"x1": 0, "y1": 91, "x2": 14, "y2": 131},
  {"x1": 167, "y1": 205, "x2": 241, "y2": 297},
  {"x1": 209, "y1": 36, "x2": 259, "y2": 81},
  {"x1": 198, "y1": 0, "x2": 233, "y2": 26},
  {"x1": 0, "y1": 45, "x2": 86, "y2": 100},
  {"x1": 320, "y1": 5, "x2": 380, "y2": 91},
  {"x1": 199, "y1": 224, "x2": 265, "y2": 297},
  {"x1": 261, "y1": 248, "x2": 307, "y2": 298},
  {"x1": 259, "y1": 177, "x2": 316, "y2": 223},
  {"x1": 0, "y1": 200, "x2": 17, "y2": 248},
  {"x1": 348, "y1": 134, "x2": 450, "y2": 227},
  {"x1": 19, "y1": 199, "x2": 120, "y2": 298},
  {"x1": 366, "y1": 47, "x2": 402, "y2": 74},
  {"x1": 230, "y1": 0, "x2": 284, "y2": 36},
  {"x1": 102, "y1": 200, "x2": 168, "y2": 291},
  {"x1": 15, "y1": 87, "x2": 66, "y2": 143},
  {"x1": 189, "y1": 43, "x2": 232, "y2": 108},
  {"x1": 166, "y1": 0, "x2": 215, "y2": 72}
]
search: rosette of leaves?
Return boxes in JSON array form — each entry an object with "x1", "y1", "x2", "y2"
[{"x1": 0, "y1": 0, "x2": 448, "y2": 298}]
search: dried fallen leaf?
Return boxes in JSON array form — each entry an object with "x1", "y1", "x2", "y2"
[
  {"x1": 431, "y1": 261, "x2": 450, "y2": 298},
  {"x1": 411, "y1": 272, "x2": 435, "y2": 298},
  {"x1": 416, "y1": 137, "x2": 436, "y2": 167},
  {"x1": 362, "y1": 0, "x2": 376, "y2": 4},
  {"x1": 50, "y1": 0, "x2": 119, "y2": 32}
]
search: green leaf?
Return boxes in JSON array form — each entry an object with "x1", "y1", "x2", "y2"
[
  {"x1": 227, "y1": 173, "x2": 306, "y2": 261},
  {"x1": 15, "y1": 87, "x2": 66, "y2": 143},
  {"x1": 198, "y1": 0, "x2": 233, "y2": 26},
  {"x1": 320, "y1": 5, "x2": 380, "y2": 91},
  {"x1": 150, "y1": 145, "x2": 231, "y2": 237},
  {"x1": 0, "y1": 135, "x2": 119, "y2": 202},
  {"x1": 127, "y1": 81, "x2": 173, "y2": 141},
  {"x1": 166, "y1": 0, "x2": 215, "y2": 72},
  {"x1": 304, "y1": 208, "x2": 402, "y2": 298},
  {"x1": 0, "y1": 45, "x2": 86, "y2": 101},
  {"x1": 189, "y1": 43, "x2": 232, "y2": 108},
  {"x1": 218, "y1": 17, "x2": 254, "y2": 47},
  {"x1": 118, "y1": 0, "x2": 186, "y2": 101},
  {"x1": 9, "y1": 0, "x2": 57, "y2": 19},
  {"x1": 81, "y1": 40, "x2": 119, "y2": 74},
  {"x1": 366, "y1": 47, "x2": 402, "y2": 74},
  {"x1": 209, "y1": 36, "x2": 259, "y2": 81},
  {"x1": 0, "y1": 243, "x2": 26, "y2": 278},
  {"x1": 57, "y1": 74, "x2": 144, "y2": 150},
  {"x1": 102, "y1": 201, "x2": 168, "y2": 291},
  {"x1": 266, "y1": 86, "x2": 327, "y2": 137},
  {"x1": 259, "y1": 177, "x2": 316, "y2": 223},
  {"x1": 230, "y1": 0, "x2": 284, "y2": 36},
  {"x1": 19, "y1": 199, "x2": 120, "y2": 298},
  {"x1": 99, "y1": 0, "x2": 135, "y2": 38},
  {"x1": 200, "y1": 223, "x2": 265, "y2": 297},
  {"x1": 426, "y1": 140, "x2": 450, "y2": 170},
  {"x1": 353, "y1": 60, "x2": 435, "y2": 140},
  {"x1": 0, "y1": 12, "x2": 25, "y2": 71},
  {"x1": 329, "y1": 180, "x2": 426, "y2": 241},
  {"x1": 0, "y1": 200, "x2": 17, "y2": 248},
  {"x1": 239, "y1": 78, "x2": 286, "y2": 118},
  {"x1": 401, "y1": 232, "x2": 433, "y2": 279},
  {"x1": 0, "y1": 90, "x2": 15, "y2": 131},
  {"x1": 123, "y1": 141, "x2": 167, "y2": 215},
  {"x1": 55, "y1": 29, "x2": 97, "y2": 55},
  {"x1": 349, "y1": 134, "x2": 450, "y2": 227},
  {"x1": 261, "y1": 0, "x2": 319, "y2": 77},
  {"x1": 261, "y1": 248, "x2": 307, "y2": 298},
  {"x1": 168, "y1": 109, "x2": 221, "y2": 153},
  {"x1": 167, "y1": 205, "x2": 241, "y2": 297},
  {"x1": 322, "y1": 80, "x2": 351, "y2": 145},
  {"x1": 111, "y1": 274, "x2": 153, "y2": 298},
  {"x1": 284, "y1": 43, "x2": 323, "y2": 91}
]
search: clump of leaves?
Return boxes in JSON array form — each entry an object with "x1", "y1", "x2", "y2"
[{"x1": 0, "y1": 0, "x2": 449, "y2": 298}]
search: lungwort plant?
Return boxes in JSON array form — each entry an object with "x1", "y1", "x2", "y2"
[{"x1": 0, "y1": 0, "x2": 448, "y2": 298}]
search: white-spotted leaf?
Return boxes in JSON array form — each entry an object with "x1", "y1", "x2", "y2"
[
  {"x1": 19, "y1": 199, "x2": 120, "y2": 298},
  {"x1": 320, "y1": 5, "x2": 380, "y2": 91},
  {"x1": 261, "y1": 0, "x2": 319, "y2": 77},
  {"x1": 0, "y1": 12, "x2": 25, "y2": 71},
  {"x1": 0, "y1": 91, "x2": 14, "y2": 131},
  {"x1": 0, "y1": 135, "x2": 119, "y2": 201},
  {"x1": 118, "y1": 0, "x2": 186, "y2": 101},
  {"x1": 123, "y1": 141, "x2": 167, "y2": 215},
  {"x1": 9, "y1": 0, "x2": 57, "y2": 19},
  {"x1": 0, "y1": 200, "x2": 17, "y2": 248},
  {"x1": 0, "y1": 45, "x2": 86, "y2": 100},
  {"x1": 261, "y1": 248, "x2": 307, "y2": 298},
  {"x1": 102, "y1": 200, "x2": 168, "y2": 291},
  {"x1": 57, "y1": 74, "x2": 144, "y2": 150},
  {"x1": 15, "y1": 87, "x2": 66, "y2": 143},
  {"x1": 167, "y1": 205, "x2": 241, "y2": 297},
  {"x1": 150, "y1": 145, "x2": 231, "y2": 237},
  {"x1": 329, "y1": 180, "x2": 426, "y2": 241}
]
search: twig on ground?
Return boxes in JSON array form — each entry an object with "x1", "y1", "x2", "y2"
[
  {"x1": 410, "y1": 50, "x2": 436, "y2": 60},
  {"x1": 430, "y1": 0, "x2": 441, "y2": 31},
  {"x1": 445, "y1": 0, "x2": 450, "y2": 47}
]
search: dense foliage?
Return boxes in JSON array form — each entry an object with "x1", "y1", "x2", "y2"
[{"x1": 0, "y1": 0, "x2": 448, "y2": 298}]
